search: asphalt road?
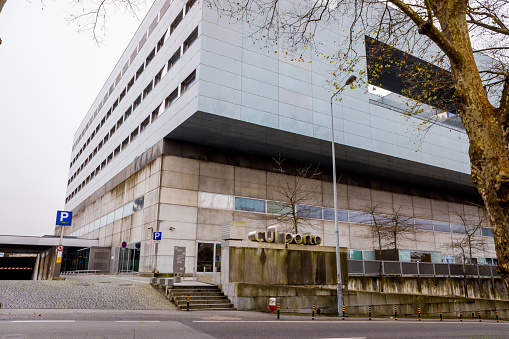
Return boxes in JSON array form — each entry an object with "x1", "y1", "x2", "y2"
[{"x1": 1, "y1": 309, "x2": 508, "y2": 339}]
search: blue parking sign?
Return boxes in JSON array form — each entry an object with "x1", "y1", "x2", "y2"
[
  {"x1": 153, "y1": 232, "x2": 162, "y2": 241},
  {"x1": 56, "y1": 211, "x2": 73, "y2": 226}
]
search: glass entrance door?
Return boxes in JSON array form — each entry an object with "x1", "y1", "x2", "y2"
[
  {"x1": 197, "y1": 242, "x2": 221, "y2": 273},
  {"x1": 118, "y1": 243, "x2": 140, "y2": 273}
]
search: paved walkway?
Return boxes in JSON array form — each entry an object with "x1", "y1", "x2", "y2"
[{"x1": 0, "y1": 275, "x2": 176, "y2": 310}]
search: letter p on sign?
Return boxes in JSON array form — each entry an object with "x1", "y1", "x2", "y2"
[{"x1": 56, "y1": 211, "x2": 73, "y2": 226}]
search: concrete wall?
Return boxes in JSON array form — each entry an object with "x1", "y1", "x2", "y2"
[
  {"x1": 225, "y1": 282, "x2": 509, "y2": 317},
  {"x1": 348, "y1": 276, "x2": 508, "y2": 300},
  {"x1": 65, "y1": 152, "x2": 497, "y2": 275},
  {"x1": 37, "y1": 247, "x2": 57, "y2": 280},
  {"x1": 225, "y1": 244, "x2": 346, "y2": 286}
]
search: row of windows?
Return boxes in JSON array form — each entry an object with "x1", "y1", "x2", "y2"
[
  {"x1": 65, "y1": 68, "x2": 197, "y2": 203},
  {"x1": 197, "y1": 192, "x2": 493, "y2": 237},
  {"x1": 70, "y1": 0, "x2": 197, "y2": 162},
  {"x1": 68, "y1": 196, "x2": 145, "y2": 237},
  {"x1": 68, "y1": 25, "x2": 198, "y2": 188}
]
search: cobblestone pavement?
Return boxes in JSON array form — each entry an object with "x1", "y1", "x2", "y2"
[{"x1": 0, "y1": 275, "x2": 176, "y2": 310}]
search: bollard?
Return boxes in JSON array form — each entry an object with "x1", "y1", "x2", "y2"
[
  {"x1": 277, "y1": 302, "x2": 280, "y2": 320},
  {"x1": 478, "y1": 309, "x2": 481, "y2": 322},
  {"x1": 418, "y1": 307, "x2": 421, "y2": 321},
  {"x1": 496, "y1": 310, "x2": 499, "y2": 323},
  {"x1": 440, "y1": 308, "x2": 442, "y2": 322},
  {"x1": 460, "y1": 309, "x2": 462, "y2": 322},
  {"x1": 312, "y1": 304, "x2": 315, "y2": 320},
  {"x1": 394, "y1": 306, "x2": 398, "y2": 321},
  {"x1": 369, "y1": 306, "x2": 372, "y2": 321},
  {"x1": 342, "y1": 305, "x2": 346, "y2": 320},
  {"x1": 187, "y1": 295, "x2": 190, "y2": 311}
]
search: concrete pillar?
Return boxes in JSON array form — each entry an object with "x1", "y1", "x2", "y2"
[{"x1": 31, "y1": 254, "x2": 40, "y2": 280}]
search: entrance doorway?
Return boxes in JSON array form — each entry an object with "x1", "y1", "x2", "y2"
[
  {"x1": 196, "y1": 242, "x2": 221, "y2": 273},
  {"x1": 118, "y1": 243, "x2": 140, "y2": 273}
]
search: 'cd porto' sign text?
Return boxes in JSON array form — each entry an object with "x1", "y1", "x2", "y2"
[{"x1": 248, "y1": 226, "x2": 322, "y2": 245}]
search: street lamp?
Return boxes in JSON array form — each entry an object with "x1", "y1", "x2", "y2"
[{"x1": 330, "y1": 75, "x2": 356, "y2": 318}]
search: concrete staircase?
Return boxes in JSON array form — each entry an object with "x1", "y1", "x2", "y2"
[{"x1": 169, "y1": 285, "x2": 234, "y2": 310}]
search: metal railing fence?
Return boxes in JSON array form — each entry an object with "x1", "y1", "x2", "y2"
[{"x1": 348, "y1": 259, "x2": 500, "y2": 278}]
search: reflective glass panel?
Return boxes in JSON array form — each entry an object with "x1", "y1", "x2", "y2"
[
  {"x1": 235, "y1": 197, "x2": 265, "y2": 213},
  {"x1": 296, "y1": 205, "x2": 322, "y2": 219},
  {"x1": 433, "y1": 221, "x2": 450, "y2": 232}
]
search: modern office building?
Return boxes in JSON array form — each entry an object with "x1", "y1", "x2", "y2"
[{"x1": 58, "y1": 0, "x2": 496, "y2": 275}]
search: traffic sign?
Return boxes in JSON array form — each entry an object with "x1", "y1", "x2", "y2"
[
  {"x1": 121, "y1": 241, "x2": 127, "y2": 248},
  {"x1": 57, "y1": 245, "x2": 64, "y2": 251},
  {"x1": 153, "y1": 232, "x2": 162, "y2": 241},
  {"x1": 135, "y1": 242, "x2": 141, "y2": 249},
  {"x1": 56, "y1": 211, "x2": 73, "y2": 226}
]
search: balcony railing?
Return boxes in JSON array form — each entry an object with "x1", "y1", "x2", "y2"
[{"x1": 348, "y1": 259, "x2": 500, "y2": 278}]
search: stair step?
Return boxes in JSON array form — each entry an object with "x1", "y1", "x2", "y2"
[
  {"x1": 176, "y1": 299, "x2": 231, "y2": 306},
  {"x1": 174, "y1": 296, "x2": 228, "y2": 301},
  {"x1": 178, "y1": 303, "x2": 234, "y2": 309}
]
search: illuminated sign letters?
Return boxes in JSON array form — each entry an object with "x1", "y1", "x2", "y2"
[{"x1": 248, "y1": 226, "x2": 322, "y2": 245}]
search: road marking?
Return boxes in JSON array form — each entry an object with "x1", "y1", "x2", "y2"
[
  {"x1": 115, "y1": 321, "x2": 161, "y2": 323},
  {"x1": 12, "y1": 320, "x2": 76, "y2": 323}
]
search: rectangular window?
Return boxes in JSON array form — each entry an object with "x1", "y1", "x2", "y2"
[
  {"x1": 140, "y1": 116, "x2": 150, "y2": 132},
  {"x1": 184, "y1": 27, "x2": 198, "y2": 52},
  {"x1": 348, "y1": 250, "x2": 363, "y2": 260},
  {"x1": 146, "y1": 48, "x2": 155, "y2": 66},
  {"x1": 110, "y1": 126, "x2": 116, "y2": 137},
  {"x1": 151, "y1": 105, "x2": 161, "y2": 122},
  {"x1": 133, "y1": 196, "x2": 145, "y2": 212},
  {"x1": 181, "y1": 70, "x2": 196, "y2": 93},
  {"x1": 127, "y1": 77, "x2": 135, "y2": 92},
  {"x1": 125, "y1": 107, "x2": 132, "y2": 120},
  {"x1": 117, "y1": 117, "x2": 124, "y2": 129},
  {"x1": 131, "y1": 127, "x2": 139, "y2": 141},
  {"x1": 143, "y1": 82, "x2": 153, "y2": 98},
  {"x1": 119, "y1": 89, "x2": 126, "y2": 102},
  {"x1": 414, "y1": 218, "x2": 433, "y2": 231},
  {"x1": 267, "y1": 201, "x2": 293, "y2": 215},
  {"x1": 107, "y1": 153, "x2": 113, "y2": 163},
  {"x1": 157, "y1": 33, "x2": 166, "y2": 52},
  {"x1": 323, "y1": 208, "x2": 348, "y2": 221},
  {"x1": 296, "y1": 205, "x2": 322, "y2": 219},
  {"x1": 112, "y1": 100, "x2": 118, "y2": 112},
  {"x1": 168, "y1": 49, "x2": 181, "y2": 70},
  {"x1": 451, "y1": 223, "x2": 466, "y2": 234},
  {"x1": 136, "y1": 64, "x2": 144, "y2": 79},
  {"x1": 186, "y1": 0, "x2": 196, "y2": 12},
  {"x1": 121, "y1": 137, "x2": 129, "y2": 150},
  {"x1": 170, "y1": 11, "x2": 183, "y2": 33},
  {"x1": 101, "y1": 160, "x2": 106, "y2": 169},
  {"x1": 235, "y1": 197, "x2": 265, "y2": 213},
  {"x1": 349, "y1": 211, "x2": 370, "y2": 224},
  {"x1": 114, "y1": 146, "x2": 120, "y2": 157},
  {"x1": 133, "y1": 95, "x2": 142, "y2": 110},
  {"x1": 154, "y1": 68, "x2": 163, "y2": 86},
  {"x1": 103, "y1": 134, "x2": 109, "y2": 144},
  {"x1": 433, "y1": 221, "x2": 450, "y2": 232},
  {"x1": 482, "y1": 227, "x2": 493, "y2": 237},
  {"x1": 165, "y1": 88, "x2": 179, "y2": 108}
]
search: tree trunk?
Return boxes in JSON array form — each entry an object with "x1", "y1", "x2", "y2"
[{"x1": 429, "y1": 0, "x2": 509, "y2": 294}]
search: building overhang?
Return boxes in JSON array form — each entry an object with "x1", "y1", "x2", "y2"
[{"x1": 166, "y1": 111, "x2": 478, "y2": 200}]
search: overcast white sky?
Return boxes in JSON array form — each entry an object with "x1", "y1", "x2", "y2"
[{"x1": 0, "y1": 1, "x2": 149, "y2": 236}]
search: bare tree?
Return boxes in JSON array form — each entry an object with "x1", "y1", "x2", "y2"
[
  {"x1": 208, "y1": 0, "x2": 509, "y2": 293},
  {"x1": 359, "y1": 204, "x2": 415, "y2": 291},
  {"x1": 262, "y1": 156, "x2": 323, "y2": 234},
  {"x1": 446, "y1": 203, "x2": 488, "y2": 265}
]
